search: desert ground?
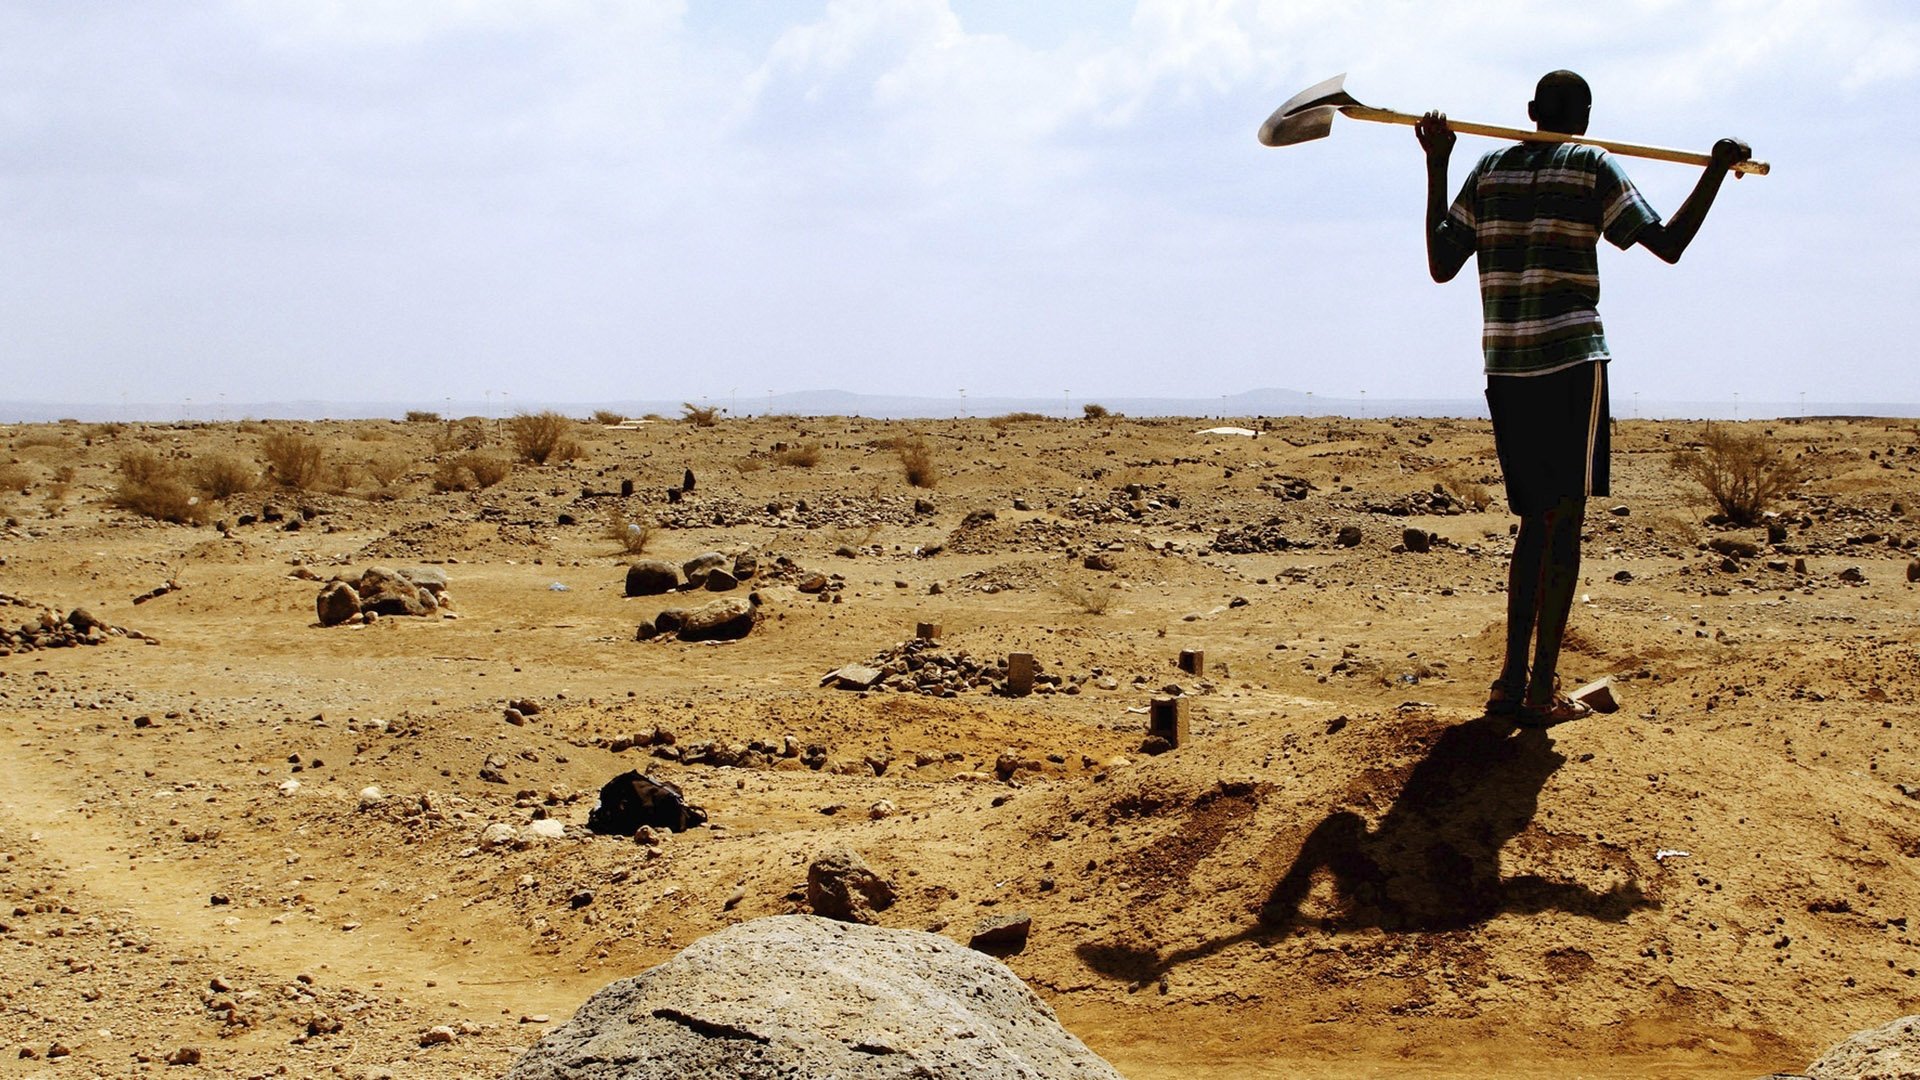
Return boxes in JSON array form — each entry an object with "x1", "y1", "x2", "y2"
[{"x1": 0, "y1": 411, "x2": 1915, "y2": 1079}]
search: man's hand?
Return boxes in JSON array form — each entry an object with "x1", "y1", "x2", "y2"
[
  {"x1": 1416, "y1": 110, "x2": 1455, "y2": 160},
  {"x1": 1711, "y1": 137, "x2": 1752, "y2": 178}
]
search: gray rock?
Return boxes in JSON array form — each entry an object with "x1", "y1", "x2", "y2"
[
  {"x1": 968, "y1": 911, "x2": 1033, "y2": 954},
  {"x1": 682, "y1": 552, "x2": 729, "y2": 587},
  {"x1": 358, "y1": 566, "x2": 436, "y2": 616},
  {"x1": 502, "y1": 915, "x2": 1126, "y2": 1080},
  {"x1": 316, "y1": 581, "x2": 361, "y2": 626},
  {"x1": 396, "y1": 565, "x2": 448, "y2": 596},
  {"x1": 1807, "y1": 1014, "x2": 1920, "y2": 1080},
  {"x1": 677, "y1": 596, "x2": 757, "y2": 641},
  {"x1": 626, "y1": 560, "x2": 682, "y2": 597},
  {"x1": 703, "y1": 568, "x2": 739, "y2": 591},
  {"x1": 806, "y1": 849, "x2": 894, "y2": 924},
  {"x1": 732, "y1": 552, "x2": 758, "y2": 580},
  {"x1": 1335, "y1": 525, "x2": 1363, "y2": 548}
]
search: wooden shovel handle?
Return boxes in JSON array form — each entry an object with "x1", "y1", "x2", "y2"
[{"x1": 1343, "y1": 105, "x2": 1770, "y2": 176}]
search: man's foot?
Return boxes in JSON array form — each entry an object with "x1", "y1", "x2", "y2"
[
  {"x1": 1515, "y1": 694, "x2": 1593, "y2": 729},
  {"x1": 1485, "y1": 674, "x2": 1528, "y2": 716}
]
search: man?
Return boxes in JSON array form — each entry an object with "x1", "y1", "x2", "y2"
[{"x1": 1416, "y1": 70, "x2": 1749, "y2": 725}]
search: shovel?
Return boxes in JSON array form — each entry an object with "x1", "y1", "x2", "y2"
[{"x1": 1260, "y1": 74, "x2": 1768, "y2": 176}]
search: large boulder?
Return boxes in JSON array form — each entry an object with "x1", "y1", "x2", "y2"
[
  {"x1": 316, "y1": 581, "x2": 361, "y2": 626},
  {"x1": 1806, "y1": 1014, "x2": 1920, "y2": 1079},
  {"x1": 626, "y1": 560, "x2": 682, "y2": 597},
  {"x1": 396, "y1": 565, "x2": 448, "y2": 596},
  {"x1": 677, "y1": 595, "x2": 757, "y2": 641},
  {"x1": 502, "y1": 915, "x2": 1126, "y2": 1080},
  {"x1": 358, "y1": 565, "x2": 436, "y2": 617}
]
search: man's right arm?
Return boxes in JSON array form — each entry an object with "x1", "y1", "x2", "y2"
[{"x1": 1417, "y1": 111, "x2": 1472, "y2": 283}]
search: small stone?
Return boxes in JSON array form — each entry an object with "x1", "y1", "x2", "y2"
[
  {"x1": 968, "y1": 910, "x2": 1033, "y2": 953},
  {"x1": 165, "y1": 1047, "x2": 202, "y2": 1066},
  {"x1": 420, "y1": 1025, "x2": 456, "y2": 1046}
]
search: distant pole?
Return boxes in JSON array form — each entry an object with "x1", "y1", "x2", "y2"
[
  {"x1": 1306, "y1": 391, "x2": 1313, "y2": 417},
  {"x1": 1633, "y1": 391, "x2": 1640, "y2": 419},
  {"x1": 1063, "y1": 389, "x2": 1069, "y2": 419},
  {"x1": 959, "y1": 388, "x2": 966, "y2": 418},
  {"x1": 767, "y1": 389, "x2": 774, "y2": 416},
  {"x1": 1359, "y1": 389, "x2": 1366, "y2": 420},
  {"x1": 1732, "y1": 391, "x2": 1740, "y2": 421},
  {"x1": 730, "y1": 387, "x2": 737, "y2": 417},
  {"x1": 1799, "y1": 391, "x2": 1806, "y2": 417}
]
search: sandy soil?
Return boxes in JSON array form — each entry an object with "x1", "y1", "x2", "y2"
[{"x1": 0, "y1": 413, "x2": 1915, "y2": 1079}]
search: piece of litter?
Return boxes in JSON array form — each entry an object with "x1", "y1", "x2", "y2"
[
  {"x1": 548, "y1": 582, "x2": 570, "y2": 591},
  {"x1": 1124, "y1": 706, "x2": 1150, "y2": 714},
  {"x1": 1654, "y1": 849, "x2": 1690, "y2": 862}
]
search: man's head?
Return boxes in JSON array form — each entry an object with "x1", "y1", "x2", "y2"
[{"x1": 1529, "y1": 70, "x2": 1591, "y2": 135}]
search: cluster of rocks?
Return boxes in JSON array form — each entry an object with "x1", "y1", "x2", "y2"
[
  {"x1": 625, "y1": 550, "x2": 761, "y2": 596},
  {"x1": 827, "y1": 638, "x2": 1104, "y2": 699},
  {"x1": 0, "y1": 604, "x2": 153, "y2": 654},
  {"x1": 315, "y1": 565, "x2": 450, "y2": 626},
  {"x1": 1257, "y1": 474, "x2": 1317, "y2": 501},
  {"x1": 1065, "y1": 483, "x2": 1184, "y2": 522},
  {"x1": 599, "y1": 493, "x2": 934, "y2": 532},
  {"x1": 944, "y1": 510, "x2": 1087, "y2": 555},
  {"x1": 1348, "y1": 484, "x2": 1472, "y2": 516},
  {"x1": 1213, "y1": 519, "x2": 1322, "y2": 554}
]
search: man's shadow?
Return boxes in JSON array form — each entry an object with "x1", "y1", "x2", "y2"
[{"x1": 1078, "y1": 714, "x2": 1651, "y2": 983}]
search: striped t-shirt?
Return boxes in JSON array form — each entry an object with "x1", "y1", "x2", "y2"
[{"x1": 1433, "y1": 142, "x2": 1661, "y2": 376}]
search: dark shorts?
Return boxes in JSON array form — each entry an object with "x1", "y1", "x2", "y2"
[{"x1": 1485, "y1": 360, "x2": 1609, "y2": 517}]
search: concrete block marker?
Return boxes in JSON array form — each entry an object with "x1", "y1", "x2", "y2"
[
  {"x1": 1149, "y1": 695, "x2": 1190, "y2": 747},
  {"x1": 916, "y1": 622, "x2": 942, "y2": 641},
  {"x1": 1178, "y1": 648, "x2": 1205, "y2": 677},
  {"x1": 1006, "y1": 653, "x2": 1036, "y2": 696},
  {"x1": 1571, "y1": 677, "x2": 1621, "y2": 714}
]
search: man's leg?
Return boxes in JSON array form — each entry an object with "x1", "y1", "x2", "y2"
[
  {"x1": 1500, "y1": 512, "x2": 1549, "y2": 691},
  {"x1": 1525, "y1": 495, "x2": 1586, "y2": 707}
]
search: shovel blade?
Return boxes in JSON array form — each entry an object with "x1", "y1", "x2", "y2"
[{"x1": 1259, "y1": 104, "x2": 1338, "y2": 147}]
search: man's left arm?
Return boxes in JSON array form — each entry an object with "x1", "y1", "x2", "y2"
[{"x1": 1634, "y1": 138, "x2": 1752, "y2": 264}]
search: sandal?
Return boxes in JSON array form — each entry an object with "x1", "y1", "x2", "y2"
[
  {"x1": 1515, "y1": 694, "x2": 1593, "y2": 729},
  {"x1": 1485, "y1": 673, "x2": 1528, "y2": 716}
]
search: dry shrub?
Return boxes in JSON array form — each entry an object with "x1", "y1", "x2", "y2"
[
  {"x1": 14, "y1": 430, "x2": 72, "y2": 450},
  {"x1": 431, "y1": 418, "x2": 487, "y2": 453},
  {"x1": 590, "y1": 410, "x2": 626, "y2": 426},
  {"x1": 88, "y1": 422, "x2": 128, "y2": 440},
  {"x1": 1053, "y1": 579, "x2": 1114, "y2": 615},
  {"x1": 434, "y1": 452, "x2": 511, "y2": 492},
  {"x1": 354, "y1": 427, "x2": 389, "y2": 442},
  {"x1": 507, "y1": 411, "x2": 570, "y2": 465},
  {"x1": 1438, "y1": 469, "x2": 1494, "y2": 512},
  {"x1": 1082, "y1": 403, "x2": 1111, "y2": 420},
  {"x1": 114, "y1": 451, "x2": 206, "y2": 524},
  {"x1": 365, "y1": 451, "x2": 409, "y2": 488},
  {"x1": 190, "y1": 453, "x2": 259, "y2": 499},
  {"x1": 899, "y1": 437, "x2": 937, "y2": 488},
  {"x1": 0, "y1": 463, "x2": 29, "y2": 491},
  {"x1": 681, "y1": 402, "x2": 720, "y2": 427},
  {"x1": 608, "y1": 511, "x2": 653, "y2": 554},
  {"x1": 404, "y1": 410, "x2": 441, "y2": 423},
  {"x1": 772, "y1": 442, "x2": 821, "y2": 468},
  {"x1": 733, "y1": 456, "x2": 765, "y2": 474},
  {"x1": 260, "y1": 432, "x2": 325, "y2": 489},
  {"x1": 990, "y1": 412, "x2": 1048, "y2": 429},
  {"x1": 1670, "y1": 425, "x2": 1803, "y2": 525}
]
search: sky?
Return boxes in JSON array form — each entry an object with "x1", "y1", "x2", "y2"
[{"x1": 2, "y1": 0, "x2": 1917, "y2": 413}]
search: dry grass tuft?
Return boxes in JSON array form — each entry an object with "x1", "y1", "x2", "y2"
[
  {"x1": 1670, "y1": 425, "x2": 1803, "y2": 525},
  {"x1": 433, "y1": 452, "x2": 511, "y2": 492},
  {"x1": 590, "y1": 410, "x2": 627, "y2": 426},
  {"x1": 259, "y1": 432, "x2": 325, "y2": 489},
  {"x1": 0, "y1": 463, "x2": 32, "y2": 492},
  {"x1": 1438, "y1": 469, "x2": 1495, "y2": 513},
  {"x1": 681, "y1": 402, "x2": 721, "y2": 427},
  {"x1": 1052, "y1": 579, "x2": 1114, "y2": 615},
  {"x1": 365, "y1": 451, "x2": 409, "y2": 488},
  {"x1": 608, "y1": 511, "x2": 653, "y2": 554},
  {"x1": 404, "y1": 410, "x2": 442, "y2": 423},
  {"x1": 506, "y1": 411, "x2": 572, "y2": 465},
  {"x1": 13, "y1": 430, "x2": 73, "y2": 450},
  {"x1": 899, "y1": 437, "x2": 937, "y2": 488},
  {"x1": 771, "y1": 442, "x2": 822, "y2": 468},
  {"x1": 431, "y1": 418, "x2": 488, "y2": 453},
  {"x1": 113, "y1": 451, "x2": 207, "y2": 524},
  {"x1": 190, "y1": 453, "x2": 259, "y2": 500}
]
